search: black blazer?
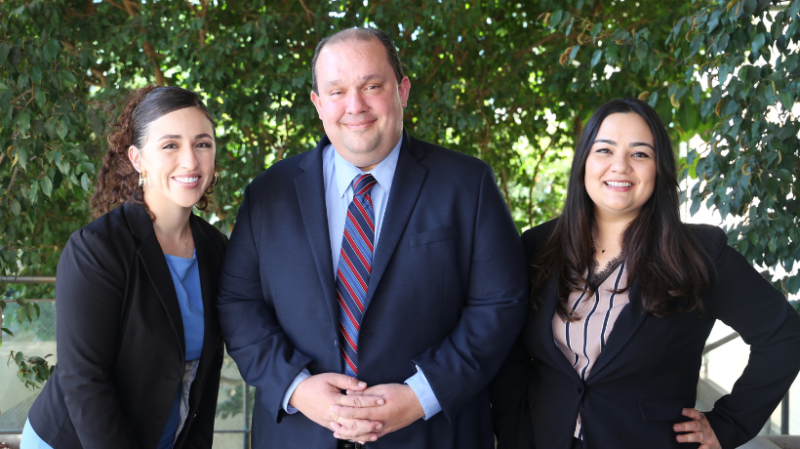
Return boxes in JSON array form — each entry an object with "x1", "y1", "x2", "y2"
[
  {"x1": 28, "y1": 202, "x2": 227, "y2": 449},
  {"x1": 491, "y1": 219, "x2": 800, "y2": 449}
]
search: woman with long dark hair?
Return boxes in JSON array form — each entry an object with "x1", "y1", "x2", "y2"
[
  {"x1": 491, "y1": 98, "x2": 800, "y2": 449},
  {"x1": 22, "y1": 86, "x2": 227, "y2": 448}
]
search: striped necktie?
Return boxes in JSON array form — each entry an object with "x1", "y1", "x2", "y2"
[{"x1": 336, "y1": 173, "x2": 377, "y2": 377}]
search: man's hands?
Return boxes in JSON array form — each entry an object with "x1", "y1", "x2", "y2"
[
  {"x1": 330, "y1": 383, "x2": 426, "y2": 441},
  {"x1": 674, "y1": 408, "x2": 721, "y2": 449},
  {"x1": 288, "y1": 373, "x2": 385, "y2": 442}
]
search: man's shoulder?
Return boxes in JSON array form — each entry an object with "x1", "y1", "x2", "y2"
[{"x1": 247, "y1": 147, "x2": 318, "y2": 189}]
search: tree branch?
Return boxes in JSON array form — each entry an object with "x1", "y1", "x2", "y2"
[
  {"x1": 297, "y1": 0, "x2": 314, "y2": 22},
  {"x1": 121, "y1": 0, "x2": 140, "y2": 16},
  {"x1": 142, "y1": 42, "x2": 166, "y2": 85},
  {"x1": 2, "y1": 166, "x2": 20, "y2": 205},
  {"x1": 102, "y1": 0, "x2": 128, "y2": 13}
]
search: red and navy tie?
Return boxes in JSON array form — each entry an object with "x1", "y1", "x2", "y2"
[{"x1": 336, "y1": 173, "x2": 377, "y2": 377}]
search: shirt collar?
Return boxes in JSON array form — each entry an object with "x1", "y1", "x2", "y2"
[{"x1": 333, "y1": 135, "x2": 403, "y2": 198}]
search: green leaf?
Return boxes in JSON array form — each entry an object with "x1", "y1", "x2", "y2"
[
  {"x1": 40, "y1": 176, "x2": 53, "y2": 197},
  {"x1": 590, "y1": 23, "x2": 602, "y2": 37},
  {"x1": 1, "y1": 328, "x2": 13, "y2": 337},
  {"x1": 591, "y1": 49, "x2": 603, "y2": 68},
  {"x1": 35, "y1": 90, "x2": 46, "y2": 109},
  {"x1": 16, "y1": 147, "x2": 28, "y2": 171},
  {"x1": 0, "y1": 82, "x2": 8, "y2": 93},
  {"x1": 45, "y1": 39, "x2": 60, "y2": 62},
  {"x1": 648, "y1": 91, "x2": 658, "y2": 107},
  {"x1": 752, "y1": 33, "x2": 766, "y2": 55},
  {"x1": 707, "y1": 9, "x2": 722, "y2": 33},
  {"x1": 16, "y1": 112, "x2": 31, "y2": 135},
  {"x1": 0, "y1": 44, "x2": 10, "y2": 65},
  {"x1": 635, "y1": 42, "x2": 648, "y2": 61},
  {"x1": 10, "y1": 199, "x2": 21, "y2": 216},
  {"x1": 550, "y1": 10, "x2": 563, "y2": 29},
  {"x1": 30, "y1": 66, "x2": 43, "y2": 84},
  {"x1": 56, "y1": 121, "x2": 68, "y2": 140},
  {"x1": 569, "y1": 45, "x2": 579, "y2": 62},
  {"x1": 692, "y1": 83, "x2": 702, "y2": 104},
  {"x1": 688, "y1": 34, "x2": 704, "y2": 57},
  {"x1": 82, "y1": 162, "x2": 96, "y2": 175},
  {"x1": 81, "y1": 173, "x2": 91, "y2": 191},
  {"x1": 60, "y1": 70, "x2": 78, "y2": 87},
  {"x1": 778, "y1": 91, "x2": 793, "y2": 111}
]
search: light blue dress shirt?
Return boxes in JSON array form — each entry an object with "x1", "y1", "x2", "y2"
[{"x1": 281, "y1": 136, "x2": 442, "y2": 420}]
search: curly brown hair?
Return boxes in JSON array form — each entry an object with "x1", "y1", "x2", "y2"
[{"x1": 91, "y1": 85, "x2": 217, "y2": 219}]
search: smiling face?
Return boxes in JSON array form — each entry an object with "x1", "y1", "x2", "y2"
[
  {"x1": 310, "y1": 37, "x2": 410, "y2": 171},
  {"x1": 128, "y1": 106, "x2": 216, "y2": 214},
  {"x1": 584, "y1": 112, "x2": 657, "y2": 223}
]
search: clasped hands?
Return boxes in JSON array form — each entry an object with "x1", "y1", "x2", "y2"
[{"x1": 288, "y1": 373, "x2": 425, "y2": 443}]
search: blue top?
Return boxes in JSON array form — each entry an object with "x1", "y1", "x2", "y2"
[{"x1": 157, "y1": 250, "x2": 204, "y2": 449}]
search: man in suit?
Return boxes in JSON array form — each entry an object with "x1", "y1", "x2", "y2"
[{"x1": 216, "y1": 27, "x2": 527, "y2": 448}]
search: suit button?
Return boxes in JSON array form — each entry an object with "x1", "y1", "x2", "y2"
[
  {"x1": 333, "y1": 338, "x2": 339, "y2": 348},
  {"x1": 576, "y1": 385, "x2": 583, "y2": 394}
]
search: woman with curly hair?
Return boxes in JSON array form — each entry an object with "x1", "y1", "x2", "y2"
[
  {"x1": 491, "y1": 98, "x2": 800, "y2": 449},
  {"x1": 22, "y1": 86, "x2": 227, "y2": 449}
]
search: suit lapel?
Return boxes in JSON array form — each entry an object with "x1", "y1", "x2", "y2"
[
  {"x1": 363, "y1": 132, "x2": 427, "y2": 313},
  {"x1": 536, "y1": 277, "x2": 582, "y2": 383},
  {"x1": 191, "y1": 215, "x2": 220, "y2": 363},
  {"x1": 125, "y1": 202, "x2": 186, "y2": 359},
  {"x1": 294, "y1": 139, "x2": 339, "y2": 332},
  {"x1": 586, "y1": 278, "x2": 647, "y2": 382}
]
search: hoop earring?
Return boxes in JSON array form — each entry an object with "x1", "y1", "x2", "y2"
[
  {"x1": 138, "y1": 170, "x2": 147, "y2": 191},
  {"x1": 213, "y1": 171, "x2": 220, "y2": 187}
]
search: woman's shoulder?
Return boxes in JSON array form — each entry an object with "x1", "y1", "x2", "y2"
[
  {"x1": 70, "y1": 205, "x2": 136, "y2": 249},
  {"x1": 521, "y1": 218, "x2": 559, "y2": 261},
  {"x1": 683, "y1": 223, "x2": 728, "y2": 261}
]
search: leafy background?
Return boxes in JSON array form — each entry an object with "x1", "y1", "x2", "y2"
[{"x1": 0, "y1": 0, "x2": 798, "y2": 385}]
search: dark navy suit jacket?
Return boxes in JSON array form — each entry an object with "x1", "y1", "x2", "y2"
[{"x1": 216, "y1": 131, "x2": 528, "y2": 448}]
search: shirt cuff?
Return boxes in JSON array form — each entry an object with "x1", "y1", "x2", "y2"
[
  {"x1": 282, "y1": 368, "x2": 311, "y2": 414},
  {"x1": 404, "y1": 367, "x2": 442, "y2": 420}
]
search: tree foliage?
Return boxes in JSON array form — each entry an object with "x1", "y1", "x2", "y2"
[{"x1": 0, "y1": 0, "x2": 798, "y2": 388}]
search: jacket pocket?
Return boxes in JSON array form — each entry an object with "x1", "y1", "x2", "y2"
[
  {"x1": 638, "y1": 397, "x2": 695, "y2": 422},
  {"x1": 408, "y1": 226, "x2": 458, "y2": 247}
]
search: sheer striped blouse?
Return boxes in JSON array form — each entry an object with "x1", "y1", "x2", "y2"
[{"x1": 552, "y1": 260, "x2": 630, "y2": 439}]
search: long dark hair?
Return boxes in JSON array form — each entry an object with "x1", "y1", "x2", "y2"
[
  {"x1": 91, "y1": 85, "x2": 217, "y2": 218},
  {"x1": 530, "y1": 98, "x2": 709, "y2": 320}
]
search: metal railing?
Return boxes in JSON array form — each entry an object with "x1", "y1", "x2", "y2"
[{"x1": 702, "y1": 331, "x2": 790, "y2": 435}]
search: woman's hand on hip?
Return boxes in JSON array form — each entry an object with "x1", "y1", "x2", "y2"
[{"x1": 674, "y1": 408, "x2": 721, "y2": 449}]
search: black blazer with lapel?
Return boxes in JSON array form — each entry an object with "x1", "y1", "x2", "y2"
[
  {"x1": 28, "y1": 202, "x2": 227, "y2": 449},
  {"x1": 216, "y1": 131, "x2": 528, "y2": 449},
  {"x1": 491, "y1": 219, "x2": 800, "y2": 449}
]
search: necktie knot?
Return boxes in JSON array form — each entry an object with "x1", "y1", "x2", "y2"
[{"x1": 354, "y1": 174, "x2": 377, "y2": 197}]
